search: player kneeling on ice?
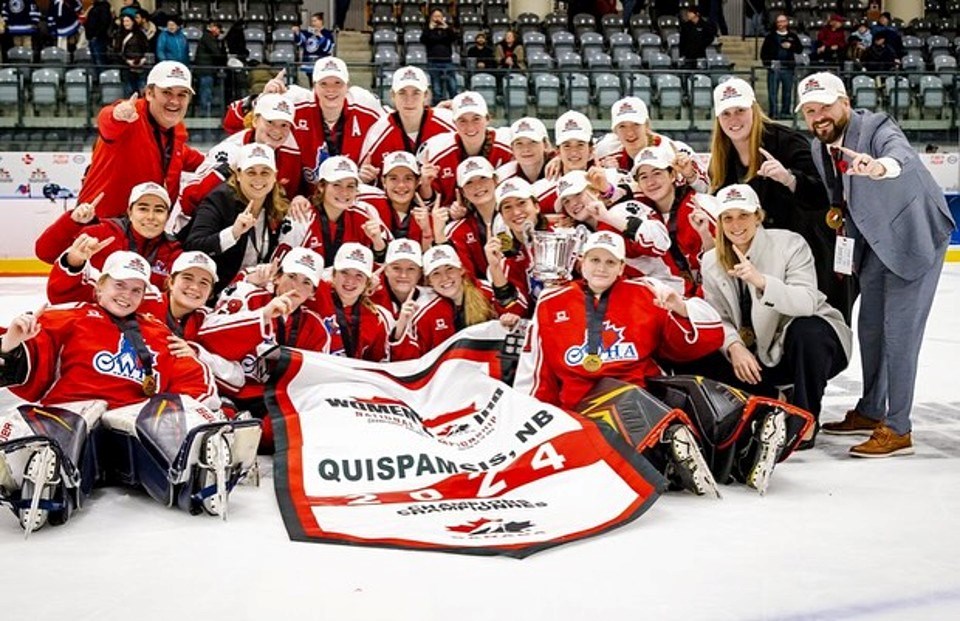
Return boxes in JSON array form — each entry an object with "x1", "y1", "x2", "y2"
[
  {"x1": 0, "y1": 251, "x2": 260, "y2": 536},
  {"x1": 514, "y1": 231, "x2": 809, "y2": 496}
]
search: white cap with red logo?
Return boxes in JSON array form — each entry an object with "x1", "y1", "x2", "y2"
[
  {"x1": 128, "y1": 181, "x2": 171, "y2": 208},
  {"x1": 554, "y1": 111, "x2": 593, "y2": 145},
  {"x1": 236, "y1": 143, "x2": 277, "y2": 172},
  {"x1": 456, "y1": 156, "x2": 496, "y2": 187},
  {"x1": 171, "y1": 251, "x2": 218, "y2": 282},
  {"x1": 557, "y1": 170, "x2": 590, "y2": 200},
  {"x1": 495, "y1": 177, "x2": 535, "y2": 206},
  {"x1": 631, "y1": 143, "x2": 674, "y2": 173},
  {"x1": 382, "y1": 151, "x2": 420, "y2": 176},
  {"x1": 102, "y1": 251, "x2": 152, "y2": 284},
  {"x1": 715, "y1": 184, "x2": 762, "y2": 214},
  {"x1": 312, "y1": 57, "x2": 350, "y2": 83},
  {"x1": 452, "y1": 91, "x2": 489, "y2": 120},
  {"x1": 422, "y1": 244, "x2": 462, "y2": 276},
  {"x1": 391, "y1": 65, "x2": 430, "y2": 92},
  {"x1": 713, "y1": 78, "x2": 756, "y2": 116},
  {"x1": 795, "y1": 72, "x2": 847, "y2": 111},
  {"x1": 510, "y1": 117, "x2": 548, "y2": 143},
  {"x1": 580, "y1": 231, "x2": 626, "y2": 261},
  {"x1": 281, "y1": 247, "x2": 325, "y2": 287},
  {"x1": 334, "y1": 242, "x2": 374, "y2": 278},
  {"x1": 254, "y1": 93, "x2": 295, "y2": 124},
  {"x1": 319, "y1": 156, "x2": 360, "y2": 183},
  {"x1": 385, "y1": 238, "x2": 423, "y2": 267},
  {"x1": 147, "y1": 61, "x2": 195, "y2": 93},
  {"x1": 611, "y1": 97, "x2": 650, "y2": 128}
]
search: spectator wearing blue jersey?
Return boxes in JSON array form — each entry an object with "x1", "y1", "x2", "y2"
[
  {"x1": 156, "y1": 17, "x2": 190, "y2": 65},
  {"x1": 46, "y1": 0, "x2": 83, "y2": 52},
  {"x1": 1, "y1": 0, "x2": 41, "y2": 48},
  {"x1": 293, "y1": 12, "x2": 335, "y2": 81}
]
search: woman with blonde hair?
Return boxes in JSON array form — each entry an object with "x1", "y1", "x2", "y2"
[{"x1": 707, "y1": 78, "x2": 853, "y2": 321}]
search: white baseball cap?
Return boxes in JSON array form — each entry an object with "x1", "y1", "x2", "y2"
[
  {"x1": 557, "y1": 170, "x2": 590, "y2": 200},
  {"x1": 102, "y1": 251, "x2": 152, "y2": 284},
  {"x1": 385, "y1": 238, "x2": 423, "y2": 267},
  {"x1": 128, "y1": 181, "x2": 171, "y2": 208},
  {"x1": 391, "y1": 65, "x2": 429, "y2": 92},
  {"x1": 594, "y1": 133, "x2": 623, "y2": 161},
  {"x1": 312, "y1": 56, "x2": 349, "y2": 83},
  {"x1": 457, "y1": 156, "x2": 496, "y2": 187},
  {"x1": 611, "y1": 97, "x2": 650, "y2": 128},
  {"x1": 147, "y1": 61, "x2": 194, "y2": 93},
  {"x1": 713, "y1": 78, "x2": 756, "y2": 116},
  {"x1": 334, "y1": 242, "x2": 374, "y2": 278},
  {"x1": 555, "y1": 111, "x2": 593, "y2": 145},
  {"x1": 254, "y1": 93, "x2": 295, "y2": 124},
  {"x1": 422, "y1": 244, "x2": 462, "y2": 276},
  {"x1": 170, "y1": 251, "x2": 218, "y2": 282},
  {"x1": 715, "y1": 184, "x2": 761, "y2": 214},
  {"x1": 580, "y1": 231, "x2": 626, "y2": 261},
  {"x1": 495, "y1": 177, "x2": 535, "y2": 207},
  {"x1": 510, "y1": 117, "x2": 548, "y2": 143},
  {"x1": 632, "y1": 143, "x2": 674, "y2": 172},
  {"x1": 381, "y1": 151, "x2": 420, "y2": 176},
  {"x1": 281, "y1": 247, "x2": 324, "y2": 287},
  {"x1": 319, "y1": 155, "x2": 360, "y2": 183},
  {"x1": 452, "y1": 91, "x2": 489, "y2": 120},
  {"x1": 236, "y1": 143, "x2": 277, "y2": 172},
  {"x1": 795, "y1": 72, "x2": 847, "y2": 111}
]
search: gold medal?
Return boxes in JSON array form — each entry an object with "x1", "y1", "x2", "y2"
[
  {"x1": 738, "y1": 327, "x2": 756, "y2": 349},
  {"x1": 825, "y1": 206, "x2": 844, "y2": 230},
  {"x1": 498, "y1": 231, "x2": 514, "y2": 252},
  {"x1": 142, "y1": 374, "x2": 158, "y2": 397},
  {"x1": 582, "y1": 354, "x2": 603, "y2": 372}
]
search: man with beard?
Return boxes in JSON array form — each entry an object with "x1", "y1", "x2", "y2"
[{"x1": 796, "y1": 72, "x2": 955, "y2": 458}]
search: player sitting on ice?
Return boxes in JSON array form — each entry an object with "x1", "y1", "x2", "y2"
[{"x1": 0, "y1": 251, "x2": 260, "y2": 537}]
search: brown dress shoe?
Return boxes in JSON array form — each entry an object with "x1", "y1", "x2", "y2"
[
  {"x1": 820, "y1": 409, "x2": 882, "y2": 436},
  {"x1": 849, "y1": 425, "x2": 914, "y2": 458}
]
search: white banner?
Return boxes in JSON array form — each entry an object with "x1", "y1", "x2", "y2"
[{"x1": 267, "y1": 323, "x2": 665, "y2": 557}]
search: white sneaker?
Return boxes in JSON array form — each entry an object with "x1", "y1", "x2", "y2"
[
  {"x1": 664, "y1": 424, "x2": 721, "y2": 499},
  {"x1": 746, "y1": 410, "x2": 788, "y2": 496},
  {"x1": 20, "y1": 445, "x2": 60, "y2": 538}
]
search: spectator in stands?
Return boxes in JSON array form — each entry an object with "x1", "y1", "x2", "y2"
[
  {"x1": 421, "y1": 8, "x2": 458, "y2": 102},
  {"x1": 760, "y1": 14, "x2": 803, "y2": 119},
  {"x1": 744, "y1": 0, "x2": 766, "y2": 37},
  {"x1": 194, "y1": 20, "x2": 227, "y2": 118},
  {"x1": 79, "y1": 61, "x2": 204, "y2": 220},
  {"x1": 334, "y1": 0, "x2": 351, "y2": 32},
  {"x1": 156, "y1": 16, "x2": 190, "y2": 66},
  {"x1": 699, "y1": 0, "x2": 728, "y2": 36},
  {"x1": 495, "y1": 29, "x2": 524, "y2": 71},
  {"x1": 466, "y1": 32, "x2": 495, "y2": 71},
  {"x1": 134, "y1": 8, "x2": 157, "y2": 54},
  {"x1": 84, "y1": 0, "x2": 113, "y2": 69},
  {"x1": 859, "y1": 32, "x2": 898, "y2": 72},
  {"x1": 815, "y1": 14, "x2": 848, "y2": 65},
  {"x1": 707, "y1": 78, "x2": 851, "y2": 322},
  {"x1": 621, "y1": 0, "x2": 645, "y2": 29},
  {"x1": 293, "y1": 12, "x2": 335, "y2": 81},
  {"x1": 2, "y1": 0, "x2": 41, "y2": 49},
  {"x1": 47, "y1": 0, "x2": 83, "y2": 52},
  {"x1": 115, "y1": 13, "x2": 149, "y2": 97},
  {"x1": 870, "y1": 12, "x2": 902, "y2": 57},
  {"x1": 679, "y1": 5, "x2": 717, "y2": 69}
]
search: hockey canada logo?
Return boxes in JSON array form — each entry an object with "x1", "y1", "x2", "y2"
[
  {"x1": 722, "y1": 187, "x2": 745, "y2": 203},
  {"x1": 719, "y1": 85, "x2": 740, "y2": 101},
  {"x1": 399, "y1": 68, "x2": 419, "y2": 81},
  {"x1": 516, "y1": 120, "x2": 534, "y2": 133},
  {"x1": 562, "y1": 118, "x2": 582, "y2": 132},
  {"x1": 617, "y1": 101, "x2": 638, "y2": 114},
  {"x1": 802, "y1": 78, "x2": 822, "y2": 95},
  {"x1": 336, "y1": 158, "x2": 355, "y2": 172},
  {"x1": 446, "y1": 518, "x2": 534, "y2": 536},
  {"x1": 168, "y1": 65, "x2": 188, "y2": 80},
  {"x1": 564, "y1": 321, "x2": 639, "y2": 366},
  {"x1": 347, "y1": 247, "x2": 366, "y2": 262},
  {"x1": 394, "y1": 239, "x2": 416, "y2": 255},
  {"x1": 29, "y1": 168, "x2": 49, "y2": 183},
  {"x1": 93, "y1": 335, "x2": 160, "y2": 387},
  {"x1": 459, "y1": 95, "x2": 478, "y2": 107},
  {"x1": 250, "y1": 145, "x2": 269, "y2": 159},
  {"x1": 275, "y1": 100, "x2": 292, "y2": 114}
]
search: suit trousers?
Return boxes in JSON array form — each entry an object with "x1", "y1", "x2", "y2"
[{"x1": 854, "y1": 241, "x2": 947, "y2": 434}]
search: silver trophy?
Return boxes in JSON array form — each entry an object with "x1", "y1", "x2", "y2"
[{"x1": 527, "y1": 225, "x2": 588, "y2": 286}]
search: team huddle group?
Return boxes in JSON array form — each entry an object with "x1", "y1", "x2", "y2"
[{"x1": 0, "y1": 53, "x2": 953, "y2": 535}]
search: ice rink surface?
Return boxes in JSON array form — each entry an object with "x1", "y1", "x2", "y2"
[{"x1": 1, "y1": 268, "x2": 959, "y2": 621}]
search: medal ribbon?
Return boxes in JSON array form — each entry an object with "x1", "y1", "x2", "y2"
[
  {"x1": 109, "y1": 314, "x2": 156, "y2": 391},
  {"x1": 583, "y1": 286, "x2": 612, "y2": 358}
]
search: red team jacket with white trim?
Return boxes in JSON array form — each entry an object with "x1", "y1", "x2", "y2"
[
  {"x1": 305, "y1": 281, "x2": 391, "y2": 361},
  {"x1": 418, "y1": 128, "x2": 514, "y2": 207},
  {"x1": 390, "y1": 280, "x2": 522, "y2": 361},
  {"x1": 358, "y1": 107, "x2": 456, "y2": 172},
  {"x1": 209, "y1": 281, "x2": 330, "y2": 400},
  {"x1": 514, "y1": 278, "x2": 724, "y2": 410},
  {"x1": 2, "y1": 303, "x2": 218, "y2": 409}
]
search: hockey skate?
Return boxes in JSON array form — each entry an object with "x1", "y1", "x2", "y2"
[
  {"x1": 663, "y1": 424, "x2": 721, "y2": 499},
  {"x1": 198, "y1": 428, "x2": 232, "y2": 519},
  {"x1": 745, "y1": 409, "x2": 788, "y2": 496},
  {"x1": 19, "y1": 444, "x2": 61, "y2": 538}
]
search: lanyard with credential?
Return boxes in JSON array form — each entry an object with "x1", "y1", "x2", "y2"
[
  {"x1": 109, "y1": 313, "x2": 158, "y2": 396},
  {"x1": 581, "y1": 286, "x2": 611, "y2": 372},
  {"x1": 333, "y1": 296, "x2": 362, "y2": 357}
]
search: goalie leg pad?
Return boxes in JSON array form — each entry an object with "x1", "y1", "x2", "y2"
[
  {"x1": 98, "y1": 394, "x2": 261, "y2": 514},
  {"x1": 0, "y1": 402, "x2": 103, "y2": 534}
]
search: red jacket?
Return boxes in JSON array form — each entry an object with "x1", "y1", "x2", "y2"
[
  {"x1": 390, "y1": 280, "x2": 521, "y2": 361},
  {"x1": 358, "y1": 107, "x2": 456, "y2": 172},
  {"x1": 515, "y1": 278, "x2": 724, "y2": 410},
  {"x1": 82, "y1": 98, "x2": 204, "y2": 219},
  {"x1": 362, "y1": 190, "x2": 430, "y2": 245},
  {"x1": 3, "y1": 303, "x2": 218, "y2": 409},
  {"x1": 637, "y1": 187, "x2": 714, "y2": 297},
  {"x1": 35, "y1": 212, "x2": 182, "y2": 290},
  {"x1": 306, "y1": 281, "x2": 391, "y2": 361},
  {"x1": 419, "y1": 128, "x2": 514, "y2": 207}
]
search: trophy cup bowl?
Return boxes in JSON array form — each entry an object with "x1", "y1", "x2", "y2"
[{"x1": 529, "y1": 227, "x2": 587, "y2": 286}]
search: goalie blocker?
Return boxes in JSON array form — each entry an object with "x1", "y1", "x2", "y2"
[{"x1": 577, "y1": 376, "x2": 814, "y2": 496}]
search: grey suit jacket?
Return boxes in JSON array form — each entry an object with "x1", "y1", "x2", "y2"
[
  {"x1": 810, "y1": 109, "x2": 955, "y2": 281},
  {"x1": 702, "y1": 227, "x2": 852, "y2": 368}
]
